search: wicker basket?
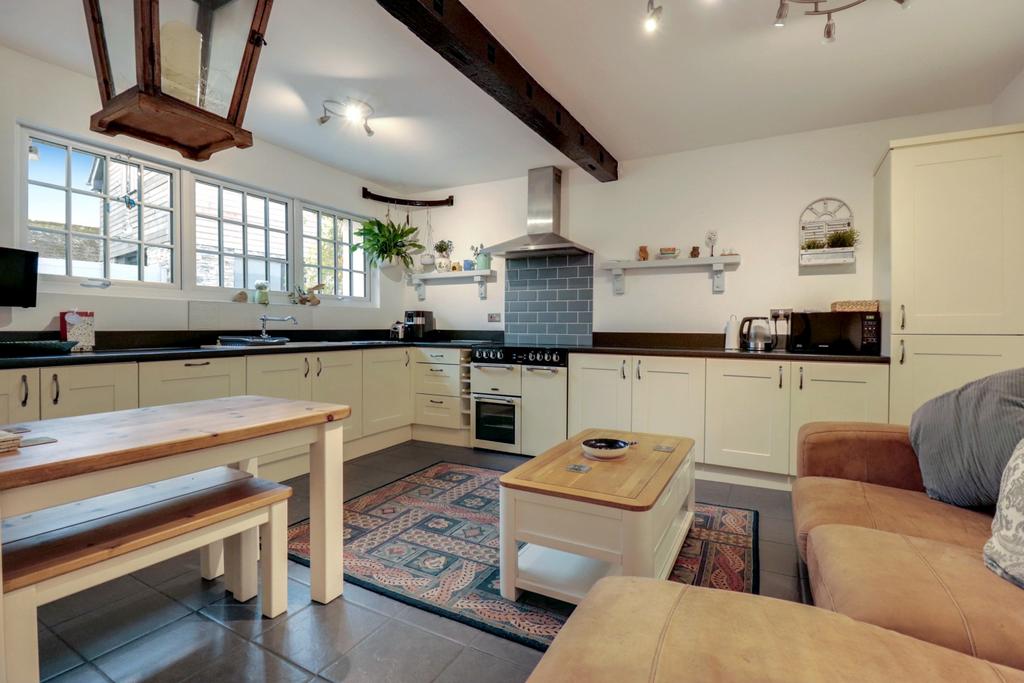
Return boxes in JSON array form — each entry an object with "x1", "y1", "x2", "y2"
[{"x1": 831, "y1": 300, "x2": 880, "y2": 312}]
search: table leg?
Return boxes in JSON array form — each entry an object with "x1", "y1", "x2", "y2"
[
  {"x1": 310, "y1": 422, "x2": 344, "y2": 603},
  {"x1": 499, "y1": 487, "x2": 522, "y2": 601}
]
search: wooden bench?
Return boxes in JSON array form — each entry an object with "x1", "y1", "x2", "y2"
[{"x1": 0, "y1": 467, "x2": 291, "y2": 682}]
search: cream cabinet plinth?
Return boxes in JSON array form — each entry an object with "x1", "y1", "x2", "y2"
[
  {"x1": 705, "y1": 359, "x2": 791, "y2": 475},
  {"x1": 0, "y1": 368, "x2": 39, "y2": 424},
  {"x1": 568, "y1": 354, "x2": 632, "y2": 434},
  {"x1": 139, "y1": 358, "x2": 246, "y2": 407},
  {"x1": 890, "y1": 132, "x2": 1024, "y2": 335},
  {"x1": 362, "y1": 347, "x2": 413, "y2": 436},
  {"x1": 40, "y1": 363, "x2": 138, "y2": 419},
  {"x1": 889, "y1": 335, "x2": 1024, "y2": 424},
  {"x1": 789, "y1": 362, "x2": 890, "y2": 474},
  {"x1": 631, "y1": 356, "x2": 706, "y2": 463}
]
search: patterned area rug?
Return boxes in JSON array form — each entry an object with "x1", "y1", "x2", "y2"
[{"x1": 288, "y1": 462, "x2": 758, "y2": 651}]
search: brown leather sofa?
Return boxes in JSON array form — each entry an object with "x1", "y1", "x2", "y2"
[{"x1": 529, "y1": 422, "x2": 1024, "y2": 681}]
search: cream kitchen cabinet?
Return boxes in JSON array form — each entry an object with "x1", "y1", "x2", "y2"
[
  {"x1": 246, "y1": 351, "x2": 364, "y2": 441},
  {"x1": 0, "y1": 368, "x2": 40, "y2": 424},
  {"x1": 705, "y1": 359, "x2": 791, "y2": 475},
  {"x1": 568, "y1": 354, "x2": 705, "y2": 460},
  {"x1": 568, "y1": 354, "x2": 632, "y2": 434},
  {"x1": 362, "y1": 347, "x2": 413, "y2": 436},
  {"x1": 888, "y1": 130, "x2": 1024, "y2": 335},
  {"x1": 40, "y1": 363, "x2": 139, "y2": 419},
  {"x1": 139, "y1": 357, "x2": 246, "y2": 407},
  {"x1": 631, "y1": 356, "x2": 706, "y2": 462},
  {"x1": 522, "y1": 364, "x2": 568, "y2": 456},
  {"x1": 789, "y1": 362, "x2": 890, "y2": 474},
  {"x1": 889, "y1": 335, "x2": 1024, "y2": 424}
]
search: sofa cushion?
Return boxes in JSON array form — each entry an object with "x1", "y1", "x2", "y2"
[
  {"x1": 910, "y1": 367, "x2": 1024, "y2": 507},
  {"x1": 807, "y1": 524, "x2": 1024, "y2": 671},
  {"x1": 985, "y1": 438, "x2": 1024, "y2": 588},
  {"x1": 792, "y1": 476, "x2": 992, "y2": 560},
  {"x1": 528, "y1": 577, "x2": 1024, "y2": 683}
]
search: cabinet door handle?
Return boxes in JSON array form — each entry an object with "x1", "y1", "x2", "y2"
[
  {"x1": 405, "y1": 351, "x2": 410, "y2": 367},
  {"x1": 899, "y1": 339, "x2": 906, "y2": 365},
  {"x1": 184, "y1": 361, "x2": 210, "y2": 367},
  {"x1": 778, "y1": 365, "x2": 783, "y2": 389},
  {"x1": 900, "y1": 304, "x2": 906, "y2": 330},
  {"x1": 799, "y1": 366, "x2": 804, "y2": 390},
  {"x1": 317, "y1": 357, "x2": 323, "y2": 377},
  {"x1": 621, "y1": 359, "x2": 627, "y2": 380},
  {"x1": 20, "y1": 374, "x2": 29, "y2": 407},
  {"x1": 304, "y1": 358, "x2": 310, "y2": 378},
  {"x1": 51, "y1": 373, "x2": 60, "y2": 405}
]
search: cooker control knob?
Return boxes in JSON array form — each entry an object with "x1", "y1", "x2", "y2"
[
  {"x1": 552, "y1": 353, "x2": 560, "y2": 363},
  {"x1": 528, "y1": 352, "x2": 535, "y2": 361},
  {"x1": 545, "y1": 353, "x2": 552, "y2": 362},
  {"x1": 497, "y1": 351, "x2": 504, "y2": 360}
]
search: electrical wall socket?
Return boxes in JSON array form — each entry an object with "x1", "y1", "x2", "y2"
[
  {"x1": 770, "y1": 308, "x2": 793, "y2": 322},
  {"x1": 488, "y1": 313, "x2": 501, "y2": 323}
]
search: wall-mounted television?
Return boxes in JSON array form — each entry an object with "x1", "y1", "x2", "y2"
[{"x1": 0, "y1": 247, "x2": 39, "y2": 308}]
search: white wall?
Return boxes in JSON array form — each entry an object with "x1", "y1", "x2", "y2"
[
  {"x1": 412, "y1": 105, "x2": 992, "y2": 334},
  {"x1": 0, "y1": 45, "x2": 404, "y2": 333},
  {"x1": 993, "y1": 66, "x2": 1024, "y2": 125}
]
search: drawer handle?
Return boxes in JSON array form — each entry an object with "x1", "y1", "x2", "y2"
[
  {"x1": 778, "y1": 365, "x2": 783, "y2": 389},
  {"x1": 184, "y1": 361, "x2": 211, "y2": 367},
  {"x1": 51, "y1": 373, "x2": 60, "y2": 405},
  {"x1": 429, "y1": 399, "x2": 444, "y2": 405},
  {"x1": 20, "y1": 374, "x2": 29, "y2": 407},
  {"x1": 899, "y1": 339, "x2": 906, "y2": 365},
  {"x1": 429, "y1": 368, "x2": 445, "y2": 373},
  {"x1": 430, "y1": 354, "x2": 444, "y2": 358}
]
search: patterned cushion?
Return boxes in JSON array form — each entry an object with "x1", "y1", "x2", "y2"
[{"x1": 985, "y1": 438, "x2": 1024, "y2": 589}]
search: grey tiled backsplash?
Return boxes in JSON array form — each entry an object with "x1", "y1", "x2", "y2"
[{"x1": 505, "y1": 254, "x2": 593, "y2": 346}]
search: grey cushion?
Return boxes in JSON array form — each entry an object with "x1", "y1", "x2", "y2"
[
  {"x1": 910, "y1": 368, "x2": 1024, "y2": 507},
  {"x1": 985, "y1": 438, "x2": 1024, "y2": 589}
]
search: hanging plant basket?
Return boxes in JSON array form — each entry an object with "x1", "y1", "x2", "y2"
[{"x1": 799, "y1": 246, "x2": 856, "y2": 266}]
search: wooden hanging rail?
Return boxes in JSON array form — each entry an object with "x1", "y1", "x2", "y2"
[{"x1": 362, "y1": 187, "x2": 454, "y2": 207}]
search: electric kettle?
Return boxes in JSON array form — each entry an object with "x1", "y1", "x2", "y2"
[{"x1": 739, "y1": 317, "x2": 777, "y2": 352}]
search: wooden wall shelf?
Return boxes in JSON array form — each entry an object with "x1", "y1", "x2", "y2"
[
  {"x1": 599, "y1": 256, "x2": 741, "y2": 295},
  {"x1": 408, "y1": 270, "x2": 495, "y2": 301}
]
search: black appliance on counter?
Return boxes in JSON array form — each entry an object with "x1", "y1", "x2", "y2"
[
  {"x1": 0, "y1": 247, "x2": 39, "y2": 308},
  {"x1": 787, "y1": 311, "x2": 882, "y2": 356},
  {"x1": 403, "y1": 310, "x2": 435, "y2": 339}
]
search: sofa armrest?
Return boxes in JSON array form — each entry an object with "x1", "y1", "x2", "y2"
[{"x1": 797, "y1": 422, "x2": 925, "y2": 492}]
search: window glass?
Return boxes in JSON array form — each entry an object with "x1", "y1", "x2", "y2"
[{"x1": 299, "y1": 206, "x2": 369, "y2": 300}]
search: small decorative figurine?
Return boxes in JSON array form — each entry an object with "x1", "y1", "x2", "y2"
[
  {"x1": 232, "y1": 290, "x2": 248, "y2": 303},
  {"x1": 638, "y1": 245, "x2": 649, "y2": 261},
  {"x1": 689, "y1": 246, "x2": 701, "y2": 258},
  {"x1": 705, "y1": 230, "x2": 718, "y2": 257},
  {"x1": 254, "y1": 280, "x2": 270, "y2": 305}
]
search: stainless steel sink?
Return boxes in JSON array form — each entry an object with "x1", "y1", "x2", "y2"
[{"x1": 217, "y1": 335, "x2": 290, "y2": 346}]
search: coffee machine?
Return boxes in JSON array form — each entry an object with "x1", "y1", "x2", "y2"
[{"x1": 404, "y1": 310, "x2": 435, "y2": 339}]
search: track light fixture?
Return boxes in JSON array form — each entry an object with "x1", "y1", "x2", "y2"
[
  {"x1": 774, "y1": 0, "x2": 909, "y2": 43},
  {"x1": 318, "y1": 99, "x2": 375, "y2": 137},
  {"x1": 643, "y1": 0, "x2": 663, "y2": 33}
]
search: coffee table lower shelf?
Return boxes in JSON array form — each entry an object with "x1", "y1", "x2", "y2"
[{"x1": 515, "y1": 545, "x2": 623, "y2": 604}]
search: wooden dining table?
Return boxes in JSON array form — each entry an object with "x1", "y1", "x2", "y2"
[{"x1": 0, "y1": 395, "x2": 349, "y2": 683}]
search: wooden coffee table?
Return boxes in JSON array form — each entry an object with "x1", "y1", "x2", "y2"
[{"x1": 498, "y1": 429, "x2": 695, "y2": 604}]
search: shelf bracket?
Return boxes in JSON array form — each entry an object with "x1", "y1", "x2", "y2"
[
  {"x1": 712, "y1": 263, "x2": 726, "y2": 294},
  {"x1": 475, "y1": 274, "x2": 488, "y2": 300},
  {"x1": 611, "y1": 268, "x2": 625, "y2": 296},
  {"x1": 412, "y1": 278, "x2": 426, "y2": 302}
]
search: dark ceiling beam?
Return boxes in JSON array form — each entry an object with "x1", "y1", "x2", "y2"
[{"x1": 376, "y1": 0, "x2": 618, "y2": 182}]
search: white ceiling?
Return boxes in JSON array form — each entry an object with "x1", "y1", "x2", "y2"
[{"x1": 1, "y1": 0, "x2": 1023, "y2": 191}]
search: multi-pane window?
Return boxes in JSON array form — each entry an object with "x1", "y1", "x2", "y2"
[
  {"x1": 194, "y1": 180, "x2": 289, "y2": 291},
  {"x1": 301, "y1": 207, "x2": 367, "y2": 299},
  {"x1": 25, "y1": 136, "x2": 176, "y2": 283}
]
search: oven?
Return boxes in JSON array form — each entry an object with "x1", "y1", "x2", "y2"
[{"x1": 471, "y1": 394, "x2": 522, "y2": 454}]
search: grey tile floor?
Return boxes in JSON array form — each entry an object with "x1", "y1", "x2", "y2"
[{"x1": 37, "y1": 441, "x2": 800, "y2": 682}]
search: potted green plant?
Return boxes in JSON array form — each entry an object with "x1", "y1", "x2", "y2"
[
  {"x1": 434, "y1": 239, "x2": 454, "y2": 272},
  {"x1": 351, "y1": 218, "x2": 423, "y2": 270},
  {"x1": 472, "y1": 243, "x2": 491, "y2": 271},
  {"x1": 800, "y1": 228, "x2": 860, "y2": 266}
]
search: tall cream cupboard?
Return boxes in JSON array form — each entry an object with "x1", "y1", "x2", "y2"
[{"x1": 876, "y1": 124, "x2": 1024, "y2": 423}]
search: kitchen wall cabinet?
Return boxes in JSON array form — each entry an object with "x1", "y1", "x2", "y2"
[
  {"x1": 246, "y1": 351, "x2": 364, "y2": 442},
  {"x1": 889, "y1": 335, "x2": 1024, "y2": 424},
  {"x1": 40, "y1": 363, "x2": 138, "y2": 419},
  {"x1": 568, "y1": 354, "x2": 632, "y2": 435},
  {"x1": 522, "y1": 365, "x2": 568, "y2": 457},
  {"x1": 889, "y1": 131, "x2": 1024, "y2": 335},
  {"x1": 0, "y1": 368, "x2": 40, "y2": 424},
  {"x1": 631, "y1": 356, "x2": 706, "y2": 462},
  {"x1": 789, "y1": 362, "x2": 889, "y2": 473},
  {"x1": 705, "y1": 359, "x2": 791, "y2": 475},
  {"x1": 363, "y1": 347, "x2": 413, "y2": 436},
  {"x1": 139, "y1": 358, "x2": 245, "y2": 407}
]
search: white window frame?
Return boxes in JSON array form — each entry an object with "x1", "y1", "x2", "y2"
[
  {"x1": 298, "y1": 202, "x2": 372, "y2": 303},
  {"x1": 19, "y1": 128, "x2": 182, "y2": 292}
]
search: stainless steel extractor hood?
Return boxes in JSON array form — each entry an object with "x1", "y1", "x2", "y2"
[{"x1": 481, "y1": 166, "x2": 593, "y2": 258}]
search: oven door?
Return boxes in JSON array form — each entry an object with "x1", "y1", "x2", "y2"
[{"x1": 471, "y1": 394, "x2": 522, "y2": 454}]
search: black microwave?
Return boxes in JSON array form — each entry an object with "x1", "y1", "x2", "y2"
[{"x1": 786, "y1": 312, "x2": 882, "y2": 356}]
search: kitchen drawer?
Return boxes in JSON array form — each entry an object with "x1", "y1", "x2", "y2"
[
  {"x1": 414, "y1": 394, "x2": 462, "y2": 429},
  {"x1": 415, "y1": 347, "x2": 464, "y2": 365},
  {"x1": 414, "y1": 362, "x2": 463, "y2": 397}
]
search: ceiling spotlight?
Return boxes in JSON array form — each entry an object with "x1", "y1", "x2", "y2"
[
  {"x1": 823, "y1": 13, "x2": 836, "y2": 42},
  {"x1": 774, "y1": 1, "x2": 788, "y2": 27},
  {"x1": 318, "y1": 99, "x2": 375, "y2": 137},
  {"x1": 643, "y1": 0, "x2": 663, "y2": 33}
]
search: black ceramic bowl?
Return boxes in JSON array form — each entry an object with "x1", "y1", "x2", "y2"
[{"x1": 581, "y1": 438, "x2": 631, "y2": 459}]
